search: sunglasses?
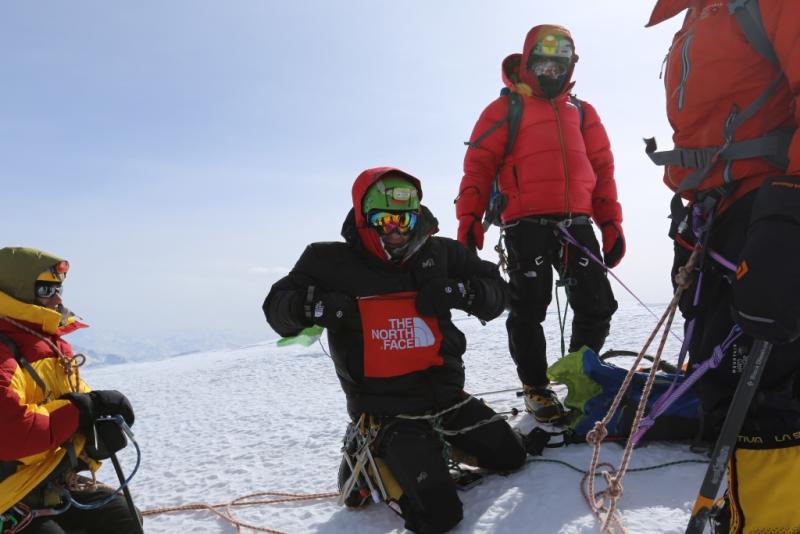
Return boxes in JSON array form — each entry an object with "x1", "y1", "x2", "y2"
[
  {"x1": 35, "y1": 283, "x2": 63, "y2": 299},
  {"x1": 368, "y1": 210, "x2": 418, "y2": 235}
]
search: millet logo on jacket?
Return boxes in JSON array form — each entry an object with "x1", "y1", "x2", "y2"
[{"x1": 371, "y1": 317, "x2": 435, "y2": 350}]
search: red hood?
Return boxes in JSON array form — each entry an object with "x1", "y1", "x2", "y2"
[
  {"x1": 647, "y1": 0, "x2": 692, "y2": 27},
  {"x1": 503, "y1": 24, "x2": 577, "y2": 98},
  {"x1": 351, "y1": 167, "x2": 424, "y2": 262}
]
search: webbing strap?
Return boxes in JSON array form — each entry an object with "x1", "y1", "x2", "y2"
[
  {"x1": 729, "y1": 0, "x2": 779, "y2": 65},
  {"x1": 646, "y1": 0, "x2": 789, "y2": 194},
  {"x1": 675, "y1": 75, "x2": 786, "y2": 193},
  {"x1": 504, "y1": 92, "x2": 523, "y2": 155},
  {"x1": 647, "y1": 128, "x2": 792, "y2": 170},
  {"x1": 468, "y1": 91, "x2": 523, "y2": 154},
  {"x1": 0, "y1": 333, "x2": 49, "y2": 400},
  {"x1": 520, "y1": 215, "x2": 592, "y2": 226}
]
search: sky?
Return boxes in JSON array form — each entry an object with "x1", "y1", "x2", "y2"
[{"x1": 0, "y1": 1, "x2": 683, "y2": 350}]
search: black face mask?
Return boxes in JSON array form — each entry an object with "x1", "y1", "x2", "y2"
[{"x1": 537, "y1": 74, "x2": 567, "y2": 99}]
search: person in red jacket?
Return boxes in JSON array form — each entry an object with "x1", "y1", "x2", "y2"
[
  {"x1": 647, "y1": 1, "x2": 800, "y2": 531},
  {"x1": 0, "y1": 247, "x2": 140, "y2": 534},
  {"x1": 455, "y1": 25, "x2": 624, "y2": 423}
]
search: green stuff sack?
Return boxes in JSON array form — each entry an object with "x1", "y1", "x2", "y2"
[{"x1": 548, "y1": 347, "x2": 700, "y2": 443}]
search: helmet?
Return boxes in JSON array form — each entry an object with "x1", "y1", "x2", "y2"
[
  {"x1": 528, "y1": 30, "x2": 575, "y2": 97},
  {"x1": 529, "y1": 32, "x2": 574, "y2": 75},
  {"x1": 0, "y1": 247, "x2": 69, "y2": 304},
  {"x1": 531, "y1": 32, "x2": 574, "y2": 60},
  {"x1": 362, "y1": 176, "x2": 420, "y2": 215}
]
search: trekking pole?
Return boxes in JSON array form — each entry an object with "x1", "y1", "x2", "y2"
[
  {"x1": 684, "y1": 339, "x2": 773, "y2": 534},
  {"x1": 109, "y1": 449, "x2": 145, "y2": 534}
]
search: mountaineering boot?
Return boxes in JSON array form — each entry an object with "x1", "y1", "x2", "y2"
[{"x1": 523, "y1": 385, "x2": 566, "y2": 424}]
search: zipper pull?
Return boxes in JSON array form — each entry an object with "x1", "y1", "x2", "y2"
[{"x1": 659, "y1": 52, "x2": 669, "y2": 79}]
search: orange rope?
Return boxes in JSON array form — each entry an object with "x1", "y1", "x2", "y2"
[
  {"x1": 582, "y1": 248, "x2": 700, "y2": 533},
  {"x1": 0, "y1": 315, "x2": 84, "y2": 393},
  {"x1": 141, "y1": 491, "x2": 339, "y2": 534}
]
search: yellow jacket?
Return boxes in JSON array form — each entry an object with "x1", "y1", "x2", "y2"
[{"x1": 0, "y1": 290, "x2": 96, "y2": 513}]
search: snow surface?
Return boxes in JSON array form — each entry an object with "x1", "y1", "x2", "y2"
[{"x1": 84, "y1": 304, "x2": 712, "y2": 533}]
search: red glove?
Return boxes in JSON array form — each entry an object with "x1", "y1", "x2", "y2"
[
  {"x1": 601, "y1": 222, "x2": 625, "y2": 268},
  {"x1": 457, "y1": 215, "x2": 484, "y2": 251}
]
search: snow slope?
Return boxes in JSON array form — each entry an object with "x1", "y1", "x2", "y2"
[{"x1": 84, "y1": 304, "x2": 711, "y2": 533}]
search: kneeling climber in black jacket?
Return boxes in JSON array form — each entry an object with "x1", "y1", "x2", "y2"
[{"x1": 263, "y1": 167, "x2": 527, "y2": 533}]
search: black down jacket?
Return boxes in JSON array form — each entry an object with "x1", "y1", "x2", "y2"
[{"x1": 264, "y1": 207, "x2": 508, "y2": 418}]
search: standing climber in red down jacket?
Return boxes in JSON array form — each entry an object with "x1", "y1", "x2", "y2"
[{"x1": 455, "y1": 25, "x2": 625, "y2": 424}]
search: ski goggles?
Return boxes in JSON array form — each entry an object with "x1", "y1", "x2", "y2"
[
  {"x1": 35, "y1": 282, "x2": 63, "y2": 299},
  {"x1": 367, "y1": 210, "x2": 418, "y2": 235},
  {"x1": 529, "y1": 57, "x2": 569, "y2": 78}
]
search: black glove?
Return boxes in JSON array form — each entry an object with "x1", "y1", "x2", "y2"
[
  {"x1": 304, "y1": 287, "x2": 360, "y2": 332},
  {"x1": 415, "y1": 279, "x2": 473, "y2": 318},
  {"x1": 63, "y1": 390, "x2": 135, "y2": 434},
  {"x1": 85, "y1": 418, "x2": 129, "y2": 460}
]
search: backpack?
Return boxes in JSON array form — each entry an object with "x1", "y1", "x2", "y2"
[
  {"x1": 467, "y1": 89, "x2": 585, "y2": 230},
  {"x1": 547, "y1": 346, "x2": 701, "y2": 443}
]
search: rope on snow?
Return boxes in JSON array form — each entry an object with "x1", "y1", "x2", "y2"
[
  {"x1": 582, "y1": 247, "x2": 700, "y2": 534},
  {"x1": 141, "y1": 492, "x2": 339, "y2": 534}
]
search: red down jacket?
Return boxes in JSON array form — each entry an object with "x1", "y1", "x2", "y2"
[
  {"x1": 455, "y1": 24, "x2": 623, "y2": 248},
  {"x1": 647, "y1": 0, "x2": 800, "y2": 209}
]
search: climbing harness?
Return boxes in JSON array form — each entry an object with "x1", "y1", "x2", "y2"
[
  {"x1": 0, "y1": 416, "x2": 141, "y2": 534},
  {"x1": 555, "y1": 223, "x2": 684, "y2": 345}
]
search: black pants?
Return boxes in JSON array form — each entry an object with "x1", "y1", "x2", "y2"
[
  {"x1": 674, "y1": 192, "x2": 800, "y2": 438},
  {"x1": 505, "y1": 220, "x2": 618, "y2": 386},
  {"x1": 377, "y1": 397, "x2": 526, "y2": 534},
  {"x1": 22, "y1": 488, "x2": 141, "y2": 534}
]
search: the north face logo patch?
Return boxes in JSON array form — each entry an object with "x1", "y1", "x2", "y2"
[{"x1": 370, "y1": 317, "x2": 435, "y2": 350}]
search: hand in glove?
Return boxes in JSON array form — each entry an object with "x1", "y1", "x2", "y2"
[
  {"x1": 416, "y1": 279, "x2": 473, "y2": 318},
  {"x1": 305, "y1": 288, "x2": 360, "y2": 332},
  {"x1": 601, "y1": 222, "x2": 626, "y2": 268},
  {"x1": 63, "y1": 390, "x2": 135, "y2": 434},
  {"x1": 457, "y1": 215, "x2": 484, "y2": 251}
]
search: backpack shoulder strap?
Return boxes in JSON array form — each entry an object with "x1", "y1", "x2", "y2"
[
  {"x1": 504, "y1": 90, "x2": 524, "y2": 156},
  {"x1": 569, "y1": 95, "x2": 585, "y2": 130},
  {"x1": 468, "y1": 88, "x2": 524, "y2": 155},
  {"x1": 0, "y1": 332, "x2": 49, "y2": 399},
  {"x1": 729, "y1": 0, "x2": 779, "y2": 65}
]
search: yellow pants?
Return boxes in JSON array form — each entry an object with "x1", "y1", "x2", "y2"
[{"x1": 727, "y1": 442, "x2": 800, "y2": 533}]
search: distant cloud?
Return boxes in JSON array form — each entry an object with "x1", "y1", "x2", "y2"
[{"x1": 249, "y1": 266, "x2": 290, "y2": 275}]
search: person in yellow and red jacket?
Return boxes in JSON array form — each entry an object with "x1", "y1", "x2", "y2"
[
  {"x1": 455, "y1": 25, "x2": 624, "y2": 424},
  {"x1": 646, "y1": 1, "x2": 800, "y2": 532},
  {"x1": 264, "y1": 168, "x2": 528, "y2": 533},
  {"x1": 0, "y1": 247, "x2": 140, "y2": 534}
]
